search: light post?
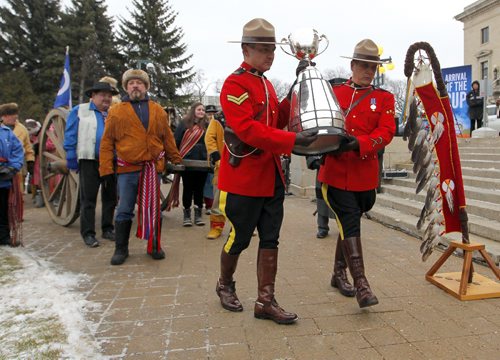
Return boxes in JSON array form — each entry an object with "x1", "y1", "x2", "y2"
[
  {"x1": 374, "y1": 45, "x2": 395, "y2": 192},
  {"x1": 135, "y1": 59, "x2": 158, "y2": 99},
  {"x1": 373, "y1": 45, "x2": 395, "y2": 87},
  {"x1": 136, "y1": 59, "x2": 153, "y2": 71}
]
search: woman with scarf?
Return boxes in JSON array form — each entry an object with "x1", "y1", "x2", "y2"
[{"x1": 174, "y1": 102, "x2": 210, "y2": 226}]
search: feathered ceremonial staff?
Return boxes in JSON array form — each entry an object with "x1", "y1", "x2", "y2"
[{"x1": 402, "y1": 42, "x2": 469, "y2": 261}]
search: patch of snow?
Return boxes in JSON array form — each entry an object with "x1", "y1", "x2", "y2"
[{"x1": 0, "y1": 247, "x2": 105, "y2": 359}]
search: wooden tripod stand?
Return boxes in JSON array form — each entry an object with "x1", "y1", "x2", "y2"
[{"x1": 426, "y1": 241, "x2": 500, "y2": 300}]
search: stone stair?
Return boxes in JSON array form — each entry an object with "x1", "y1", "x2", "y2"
[{"x1": 368, "y1": 137, "x2": 500, "y2": 265}]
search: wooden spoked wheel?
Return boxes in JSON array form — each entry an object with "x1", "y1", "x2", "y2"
[{"x1": 39, "y1": 108, "x2": 80, "y2": 226}]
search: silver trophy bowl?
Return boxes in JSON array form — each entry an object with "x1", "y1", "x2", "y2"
[
  {"x1": 282, "y1": 28, "x2": 328, "y2": 60},
  {"x1": 282, "y1": 28, "x2": 346, "y2": 155}
]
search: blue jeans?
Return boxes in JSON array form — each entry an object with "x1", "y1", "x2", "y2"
[
  {"x1": 115, "y1": 172, "x2": 140, "y2": 222},
  {"x1": 115, "y1": 171, "x2": 162, "y2": 222}
]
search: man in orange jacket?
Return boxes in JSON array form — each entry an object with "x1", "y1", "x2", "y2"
[{"x1": 100, "y1": 69, "x2": 182, "y2": 265}]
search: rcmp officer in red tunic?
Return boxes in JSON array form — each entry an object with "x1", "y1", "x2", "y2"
[
  {"x1": 215, "y1": 18, "x2": 317, "y2": 324},
  {"x1": 319, "y1": 39, "x2": 396, "y2": 308}
]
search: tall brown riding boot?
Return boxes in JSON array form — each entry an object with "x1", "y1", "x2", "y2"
[
  {"x1": 342, "y1": 237, "x2": 378, "y2": 308},
  {"x1": 331, "y1": 235, "x2": 356, "y2": 297},
  {"x1": 216, "y1": 250, "x2": 243, "y2": 312},
  {"x1": 254, "y1": 249, "x2": 298, "y2": 325}
]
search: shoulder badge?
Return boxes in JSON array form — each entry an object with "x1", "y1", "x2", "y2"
[{"x1": 227, "y1": 92, "x2": 249, "y2": 106}]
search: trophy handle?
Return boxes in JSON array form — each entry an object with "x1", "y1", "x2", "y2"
[
  {"x1": 280, "y1": 38, "x2": 295, "y2": 57},
  {"x1": 316, "y1": 35, "x2": 329, "y2": 57}
]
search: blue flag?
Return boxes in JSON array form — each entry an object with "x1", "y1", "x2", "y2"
[{"x1": 54, "y1": 47, "x2": 72, "y2": 108}]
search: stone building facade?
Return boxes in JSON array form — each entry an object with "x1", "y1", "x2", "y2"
[{"x1": 455, "y1": 0, "x2": 500, "y2": 101}]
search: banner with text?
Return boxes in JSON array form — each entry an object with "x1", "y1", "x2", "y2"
[{"x1": 442, "y1": 65, "x2": 471, "y2": 137}]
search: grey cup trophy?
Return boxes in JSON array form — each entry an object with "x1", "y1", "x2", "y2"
[{"x1": 282, "y1": 28, "x2": 346, "y2": 155}]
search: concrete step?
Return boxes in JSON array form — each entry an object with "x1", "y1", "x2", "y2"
[
  {"x1": 367, "y1": 203, "x2": 500, "y2": 265},
  {"x1": 377, "y1": 189, "x2": 500, "y2": 225},
  {"x1": 396, "y1": 163, "x2": 500, "y2": 180},
  {"x1": 461, "y1": 167, "x2": 500, "y2": 179},
  {"x1": 376, "y1": 190, "x2": 500, "y2": 241},
  {"x1": 394, "y1": 157, "x2": 500, "y2": 171},
  {"x1": 387, "y1": 169, "x2": 500, "y2": 191},
  {"x1": 460, "y1": 159, "x2": 500, "y2": 170},
  {"x1": 459, "y1": 153, "x2": 499, "y2": 161},
  {"x1": 457, "y1": 137, "x2": 500, "y2": 147},
  {"x1": 384, "y1": 178, "x2": 500, "y2": 204},
  {"x1": 459, "y1": 147, "x2": 500, "y2": 154}
]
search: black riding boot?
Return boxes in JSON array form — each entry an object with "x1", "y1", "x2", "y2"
[{"x1": 110, "y1": 220, "x2": 132, "y2": 265}]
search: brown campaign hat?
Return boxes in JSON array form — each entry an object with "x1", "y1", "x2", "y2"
[
  {"x1": 341, "y1": 39, "x2": 389, "y2": 64},
  {"x1": 228, "y1": 18, "x2": 286, "y2": 45}
]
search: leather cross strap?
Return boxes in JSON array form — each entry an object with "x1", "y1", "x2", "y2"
[{"x1": 344, "y1": 87, "x2": 375, "y2": 116}]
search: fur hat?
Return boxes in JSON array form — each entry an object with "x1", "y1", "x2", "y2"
[
  {"x1": 99, "y1": 76, "x2": 119, "y2": 89},
  {"x1": 341, "y1": 39, "x2": 389, "y2": 64},
  {"x1": 0, "y1": 102, "x2": 19, "y2": 117},
  {"x1": 229, "y1": 18, "x2": 286, "y2": 45},
  {"x1": 122, "y1": 69, "x2": 150, "y2": 90}
]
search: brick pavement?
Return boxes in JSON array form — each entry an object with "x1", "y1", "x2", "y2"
[{"x1": 22, "y1": 190, "x2": 500, "y2": 359}]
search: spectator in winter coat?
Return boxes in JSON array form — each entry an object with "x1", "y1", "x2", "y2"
[
  {"x1": 64, "y1": 82, "x2": 119, "y2": 248},
  {"x1": 0, "y1": 103, "x2": 35, "y2": 190},
  {"x1": 0, "y1": 107, "x2": 24, "y2": 246},
  {"x1": 466, "y1": 80, "x2": 484, "y2": 132}
]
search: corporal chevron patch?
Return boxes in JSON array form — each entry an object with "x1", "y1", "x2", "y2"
[{"x1": 227, "y1": 92, "x2": 249, "y2": 105}]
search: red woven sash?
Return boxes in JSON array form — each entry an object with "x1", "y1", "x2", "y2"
[{"x1": 117, "y1": 152, "x2": 164, "y2": 254}]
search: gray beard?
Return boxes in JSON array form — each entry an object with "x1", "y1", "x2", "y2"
[{"x1": 130, "y1": 90, "x2": 145, "y2": 101}]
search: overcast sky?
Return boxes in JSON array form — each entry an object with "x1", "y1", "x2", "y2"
[
  {"x1": 107, "y1": 0, "x2": 473, "y2": 93},
  {"x1": 2, "y1": 0, "x2": 474, "y2": 94}
]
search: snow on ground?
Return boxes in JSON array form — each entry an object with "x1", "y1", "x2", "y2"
[{"x1": 0, "y1": 246, "x2": 105, "y2": 359}]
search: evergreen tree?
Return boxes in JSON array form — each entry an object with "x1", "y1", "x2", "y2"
[
  {"x1": 0, "y1": 69, "x2": 44, "y2": 122},
  {"x1": 0, "y1": 0, "x2": 65, "y2": 114},
  {"x1": 118, "y1": 0, "x2": 194, "y2": 106},
  {"x1": 62, "y1": 0, "x2": 123, "y2": 103}
]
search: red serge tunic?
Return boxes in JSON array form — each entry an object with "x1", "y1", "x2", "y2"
[
  {"x1": 218, "y1": 62, "x2": 296, "y2": 197},
  {"x1": 318, "y1": 81, "x2": 396, "y2": 191}
]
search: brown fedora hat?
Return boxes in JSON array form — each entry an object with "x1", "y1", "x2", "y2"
[
  {"x1": 228, "y1": 18, "x2": 286, "y2": 45},
  {"x1": 341, "y1": 39, "x2": 389, "y2": 64}
]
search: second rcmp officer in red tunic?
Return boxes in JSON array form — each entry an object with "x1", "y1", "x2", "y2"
[
  {"x1": 216, "y1": 18, "x2": 317, "y2": 324},
  {"x1": 319, "y1": 39, "x2": 396, "y2": 308}
]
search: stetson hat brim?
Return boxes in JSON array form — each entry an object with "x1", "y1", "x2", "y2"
[
  {"x1": 228, "y1": 39, "x2": 289, "y2": 45},
  {"x1": 340, "y1": 55, "x2": 388, "y2": 64},
  {"x1": 341, "y1": 38, "x2": 389, "y2": 64},
  {"x1": 229, "y1": 18, "x2": 287, "y2": 45},
  {"x1": 85, "y1": 82, "x2": 119, "y2": 97}
]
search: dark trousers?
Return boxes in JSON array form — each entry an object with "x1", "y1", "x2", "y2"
[
  {"x1": 0, "y1": 187, "x2": 9, "y2": 243},
  {"x1": 470, "y1": 117, "x2": 483, "y2": 132},
  {"x1": 323, "y1": 185, "x2": 376, "y2": 239},
  {"x1": 79, "y1": 160, "x2": 117, "y2": 237},
  {"x1": 221, "y1": 170, "x2": 284, "y2": 255},
  {"x1": 181, "y1": 171, "x2": 208, "y2": 209}
]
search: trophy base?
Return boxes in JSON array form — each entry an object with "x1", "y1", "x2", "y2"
[{"x1": 292, "y1": 128, "x2": 347, "y2": 156}]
